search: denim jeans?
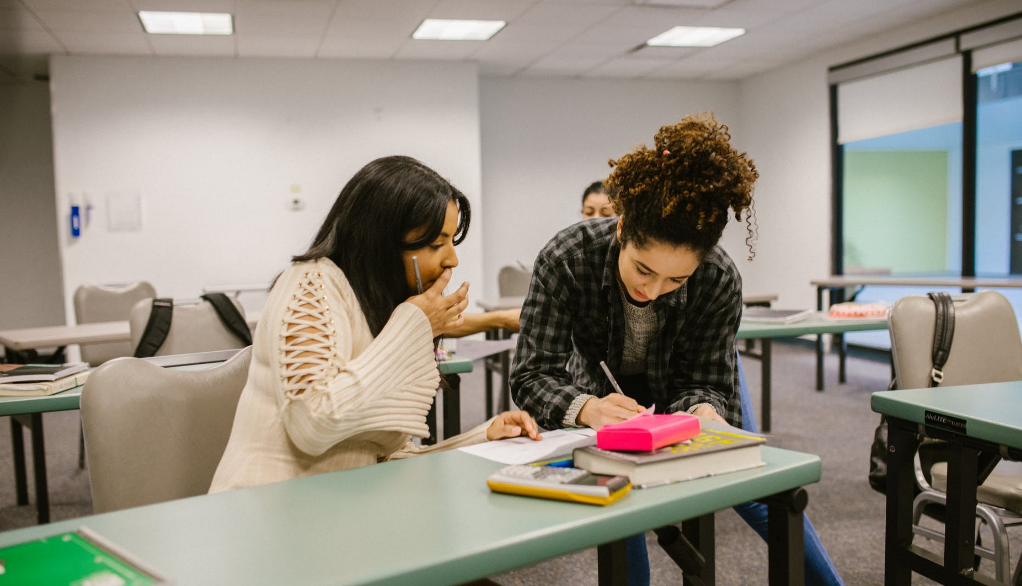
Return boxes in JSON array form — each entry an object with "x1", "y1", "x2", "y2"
[{"x1": 624, "y1": 354, "x2": 844, "y2": 586}]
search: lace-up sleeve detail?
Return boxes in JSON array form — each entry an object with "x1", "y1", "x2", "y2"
[{"x1": 276, "y1": 269, "x2": 440, "y2": 457}]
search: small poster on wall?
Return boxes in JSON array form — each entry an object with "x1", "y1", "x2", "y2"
[{"x1": 106, "y1": 192, "x2": 142, "y2": 232}]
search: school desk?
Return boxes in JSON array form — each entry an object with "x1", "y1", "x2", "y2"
[
  {"x1": 872, "y1": 382, "x2": 1022, "y2": 585},
  {"x1": 0, "y1": 447, "x2": 821, "y2": 585},
  {"x1": 1, "y1": 352, "x2": 471, "y2": 525},
  {"x1": 738, "y1": 313, "x2": 888, "y2": 432}
]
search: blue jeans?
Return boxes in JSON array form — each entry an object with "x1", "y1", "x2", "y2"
[{"x1": 624, "y1": 355, "x2": 844, "y2": 586}]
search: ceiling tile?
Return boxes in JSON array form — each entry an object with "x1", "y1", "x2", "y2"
[
  {"x1": 21, "y1": 0, "x2": 132, "y2": 12},
  {"x1": 0, "y1": 30, "x2": 64, "y2": 54},
  {"x1": 317, "y1": 20, "x2": 410, "y2": 59},
  {"x1": 130, "y1": 0, "x2": 236, "y2": 12},
  {"x1": 471, "y1": 38, "x2": 560, "y2": 71},
  {"x1": 59, "y1": 31, "x2": 151, "y2": 54},
  {"x1": 394, "y1": 39, "x2": 484, "y2": 61},
  {"x1": 34, "y1": 10, "x2": 142, "y2": 33},
  {"x1": 525, "y1": 53, "x2": 606, "y2": 75},
  {"x1": 234, "y1": 0, "x2": 335, "y2": 36},
  {"x1": 146, "y1": 34, "x2": 235, "y2": 56},
  {"x1": 330, "y1": 0, "x2": 432, "y2": 23},
  {"x1": 428, "y1": 0, "x2": 537, "y2": 22},
  {"x1": 0, "y1": 7, "x2": 45, "y2": 31},
  {"x1": 584, "y1": 55, "x2": 678, "y2": 77},
  {"x1": 237, "y1": 34, "x2": 320, "y2": 57}
]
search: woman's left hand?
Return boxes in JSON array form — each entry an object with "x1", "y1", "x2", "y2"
[
  {"x1": 487, "y1": 410, "x2": 542, "y2": 441},
  {"x1": 689, "y1": 404, "x2": 728, "y2": 425}
]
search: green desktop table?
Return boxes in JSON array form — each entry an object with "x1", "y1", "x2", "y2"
[
  {"x1": 0, "y1": 447, "x2": 821, "y2": 585},
  {"x1": 2, "y1": 354, "x2": 472, "y2": 526},
  {"x1": 738, "y1": 313, "x2": 887, "y2": 432},
  {"x1": 871, "y1": 382, "x2": 1022, "y2": 585}
]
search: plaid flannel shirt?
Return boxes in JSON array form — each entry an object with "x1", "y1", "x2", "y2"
[{"x1": 509, "y1": 218, "x2": 743, "y2": 430}]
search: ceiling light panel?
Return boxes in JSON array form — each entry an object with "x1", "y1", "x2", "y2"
[
  {"x1": 412, "y1": 19, "x2": 505, "y2": 41},
  {"x1": 138, "y1": 11, "x2": 233, "y2": 35},
  {"x1": 646, "y1": 25, "x2": 744, "y2": 47}
]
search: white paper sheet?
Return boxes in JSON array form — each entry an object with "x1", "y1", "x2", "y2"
[{"x1": 458, "y1": 428, "x2": 597, "y2": 465}]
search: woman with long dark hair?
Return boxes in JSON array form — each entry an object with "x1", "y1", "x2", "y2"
[{"x1": 211, "y1": 156, "x2": 539, "y2": 493}]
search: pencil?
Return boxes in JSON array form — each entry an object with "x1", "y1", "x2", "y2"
[{"x1": 599, "y1": 361, "x2": 626, "y2": 395}]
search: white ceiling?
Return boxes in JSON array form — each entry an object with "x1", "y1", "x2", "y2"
[{"x1": 0, "y1": 0, "x2": 987, "y2": 82}]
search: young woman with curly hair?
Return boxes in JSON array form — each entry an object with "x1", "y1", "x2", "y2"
[{"x1": 510, "y1": 114, "x2": 842, "y2": 585}]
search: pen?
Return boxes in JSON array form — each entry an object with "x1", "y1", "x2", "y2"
[
  {"x1": 599, "y1": 361, "x2": 626, "y2": 395},
  {"x1": 412, "y1": 256, "x2": 424, "y2": 294}
]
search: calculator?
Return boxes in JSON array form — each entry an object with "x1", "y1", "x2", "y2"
[{"x1": 486, "y1": 464, "x2": 631, "y2": 506}]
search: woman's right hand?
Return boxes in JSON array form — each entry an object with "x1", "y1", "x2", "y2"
[
  {"x1": 407, "y1": 268, "x2": 470, "y2": 338},
  {"x1": 577, "y1": 394, "x2": 645, "y2": 430}
]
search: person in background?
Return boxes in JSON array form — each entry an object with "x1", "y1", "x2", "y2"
[
  {"x1": 510, "y1": 114, "x2": 843, "y2": 586},
  {"x1": 210, "y1": 155, "x2": 540, "y2": 494},
  {"x1": 581, "y1": 180, "x2": 615, "y2": 220}
]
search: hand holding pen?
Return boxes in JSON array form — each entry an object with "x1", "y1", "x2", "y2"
[
  {"x1": 573, "y1": 361, "x2": 645, "y2": 430},
  {"x1": 406, "y1": 264, "x2": 469, "y2": 338}
]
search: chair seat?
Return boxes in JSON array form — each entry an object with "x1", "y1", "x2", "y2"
[{"x1": 931, "y1": 461, "x2": 1022, "y2": 514}]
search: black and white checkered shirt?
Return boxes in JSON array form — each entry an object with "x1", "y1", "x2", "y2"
[{"x1": 509, "y1": 218, "x2": 743, "y2": 430}]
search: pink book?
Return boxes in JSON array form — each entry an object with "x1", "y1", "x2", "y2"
[{"x1": 596, "y1": 412, "x2": 701, "y2": 452}]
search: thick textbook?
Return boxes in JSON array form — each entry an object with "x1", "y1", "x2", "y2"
[
  {"x1": 574, "y1": 422, "x2": 766, "y2": 488},
  {"x1": 0, "y1": 362, "x2": 88, "y2": 383},
  {"x1": 0, "y1": 372, "x2": 89, "y2": 397},
  {"x1": 596, "y1": 412, "x2": 700, "y2": 451}
]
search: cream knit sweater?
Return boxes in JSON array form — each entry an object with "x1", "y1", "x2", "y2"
[{"x1": 209, "y1": 258, "x2": 491, "y2": 493}]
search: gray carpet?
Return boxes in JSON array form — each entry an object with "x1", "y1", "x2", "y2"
[{"x1": 0, "y1": 342, "x2": 1017, "y2": 585}]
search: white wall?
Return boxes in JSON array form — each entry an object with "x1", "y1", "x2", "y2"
[
  {"x1": 736, "y1": 0, "x2": 1022, "y2": 311},
  {"x1": 49, "y1": 56, "x2": 484, "y2": 321},
  {"x1": 0, "y1": 81, "x2": 65, "y2": 332},
  {"x1": 479, "y1": 76, "x2": 741, "y2": 297}
]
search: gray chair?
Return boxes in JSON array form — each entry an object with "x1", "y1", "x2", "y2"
[
  {"x1": 81, "y1": 347, "x2": 252, "y2": 513},
  {"x1": 497, "y1": 265, "x2": 532, "y2": 298},
  {"x1": 129, "y1": 297, "x2": 249, "y2": 357},
  {"x1": 888, "y1": 291, "x2": 1022, "y2": 585},
  {"x1": 73, "y1": 282, "x2": 157, "y2": 366}
]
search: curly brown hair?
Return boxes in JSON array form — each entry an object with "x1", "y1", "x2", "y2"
[{"x1": 605, "y1": 112, "x2": 758, "y2": 259}]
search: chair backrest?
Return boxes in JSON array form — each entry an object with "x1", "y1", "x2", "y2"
[
  {"x1": 81, "y1": 347, "x2": 252, "y2": 513},
  {"x1": 73, "y1": 282, "x2": 157, "y2": 366},
  {"x1": 498, "y1": 265, "x2": 532, "y2": 298},
  {"x1": 889, "y1": 290, "x2": 1022, "y2": 389},
  {"x1": 129, "y1": 297, "x2": 248, "y2": 357}
]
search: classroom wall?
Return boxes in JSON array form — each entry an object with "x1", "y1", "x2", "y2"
[
  {"x1": 478, "y1": 77, "x2": 743, "y2": 298},
  {"x1": 48, "y1": 56, "x2": 484, "y2": 320},
  {"x1": 735, "y1": 0, "x2": 1021, "y2": 311},
  {"x1": 0, "y1": 81, "x2": 66, "y2": 333}
]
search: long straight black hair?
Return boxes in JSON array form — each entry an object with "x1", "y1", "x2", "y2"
[{"x1": 293, "y1": 156, "x2": 471, "y2": 336}]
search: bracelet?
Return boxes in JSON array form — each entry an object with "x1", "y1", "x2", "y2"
[{"x1": 686, "y1": 402, "x2": 713, "y2": 415}]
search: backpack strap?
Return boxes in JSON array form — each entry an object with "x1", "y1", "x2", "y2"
[
  {"x1": 133, "y1": 298, "x2": 174, "y2": 358},
  {"x1": 200, "y1": 293, "x2": 253, "y2": 346},
  {"x1": 926, "y1": 292, "x2": 955, "y2": 387}
]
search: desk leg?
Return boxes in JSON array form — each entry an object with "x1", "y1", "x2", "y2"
[
  {"x1": 499, "y1": 348, "x2": 511, "y2": 413},
  {"x1": 444, "y1": 374, "x2": 461, "y2": 438},
  {"x1": 762, "y1": 488, "x2": 807, "y2": 586},
  {"x1": 11, "y1": 418, "x2": 28, "y2": 505},
  {"x1": 837, "y1": 333, "x2": 847, "y2": 385},
  {"x1": 762, "y1": 339, "x2": 772, "y2": 434},
  {"x1": 597, "y1": 538, "x2": 629, "y2": 586},
  {"x1": 815, "y1": 287, "x2": 825, "y2": 391},
  {"x1": 943, "y1": 440, "x2": 979, "y2": 577},
  {"x1": 12, "y1": 413, "x2": 49, "y2": 524},
  {"x1": 885, "y1": 418, "x2": 916, "y2": 586},
  {"x1": 484, "y1": 331, "x2": 495, "y2": 419}
]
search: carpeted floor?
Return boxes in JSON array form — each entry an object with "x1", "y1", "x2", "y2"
[{"x1": 0, "y1": 341, "x2": 1017, "y2": 584}]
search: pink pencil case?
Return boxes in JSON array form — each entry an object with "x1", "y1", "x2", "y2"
[{"x1": 596, "y1": 412, "x2": 701, "y2": 452}]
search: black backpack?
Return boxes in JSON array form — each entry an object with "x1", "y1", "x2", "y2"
[{"x1": 133, "y1": 293, "x2": 252, "y2": 358}]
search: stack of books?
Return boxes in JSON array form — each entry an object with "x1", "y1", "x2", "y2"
[
  {"x1": 0, "y1": 362, "x2": 90, "y2": 397},
  {"x1": 574, "y1": 420, "x2": 766, "y2": 488}
]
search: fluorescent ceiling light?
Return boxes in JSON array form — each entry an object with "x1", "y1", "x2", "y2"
[
  {"x1": 138, "y1": 11, "x2": 233, "y2": 35},
  {"x1": 412, "y1": 19, "x2": 505, "y2": 41},
  {"x1": 646, "y1": 26, "x2": 745, "y2": 47}
]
